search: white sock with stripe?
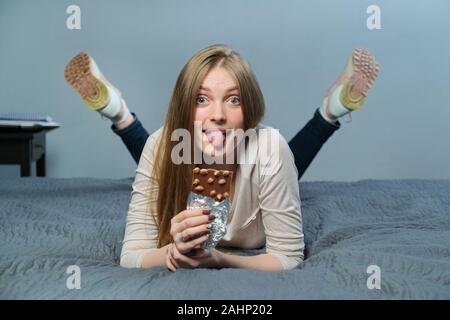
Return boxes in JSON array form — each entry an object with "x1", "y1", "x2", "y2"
[{"x1": 319, "y1": 85, "x2": 352, "y2": 124}]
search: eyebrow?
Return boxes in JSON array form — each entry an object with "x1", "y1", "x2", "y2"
[{"x1": 199, "y1": 85, "x2": 239, "y2": 93}]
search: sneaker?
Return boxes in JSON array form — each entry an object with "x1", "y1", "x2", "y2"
[
  {"x1": 64, "y1": 52, "x2": 120, "y2": 111},
  {"x1": 324, "y1": 48, "x2": 380, "y2": 118}
]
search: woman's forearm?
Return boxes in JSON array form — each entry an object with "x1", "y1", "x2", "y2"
[
  {"x1": 141, "y1": 244, "x2": 170, "y2": 268},
  {"x1": 139, "y1": 245, "x2": 285, "y2": 271},
  {"x1": 217, "y1": 251, "x2": 284, "y2": 272}
]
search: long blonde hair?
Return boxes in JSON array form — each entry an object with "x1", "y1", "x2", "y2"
[{"x1": 153, "y1": 44, "x2": 265, "y2": 247}]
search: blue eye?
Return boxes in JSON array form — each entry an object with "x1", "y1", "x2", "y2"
[
  {"x1": 196, "y1": 96, "x2": 207, "y2": 105},
  {"x1": 229, "y1": 96, "x2": 241, "y2": 105}
]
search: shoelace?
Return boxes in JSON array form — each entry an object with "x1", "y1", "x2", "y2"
[{"x1": 344, "y1": 112, "x2": 353, "y2": 123}]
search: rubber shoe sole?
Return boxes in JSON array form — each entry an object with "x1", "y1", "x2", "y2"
[
  {"x1": 64, "y1": 52, "x2": 110, "y2": 110},
  {"x1": 340, "y1": 47, "x2": 380, "y2": 110}
]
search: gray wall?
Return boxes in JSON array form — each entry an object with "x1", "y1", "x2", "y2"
[{"x1": 1, "y1": 0, "x2": 449, "y2": 181}]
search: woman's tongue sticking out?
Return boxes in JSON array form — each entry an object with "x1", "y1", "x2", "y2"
[{"x1": 205, "y1": 130, "x2": 225, "y2": 148}]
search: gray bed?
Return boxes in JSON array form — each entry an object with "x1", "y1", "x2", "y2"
[{"x1": 0, "y1": 177, "x2": 449, "y2": 299}]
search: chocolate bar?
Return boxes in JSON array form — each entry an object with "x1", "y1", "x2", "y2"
[{"x1": 191, "y1": 167, "x2": 233, "y2": 202}]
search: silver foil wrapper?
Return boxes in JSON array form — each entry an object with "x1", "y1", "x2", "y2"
[{"x1": 186, "y1": 192, "x2": 230, "y2": 250}]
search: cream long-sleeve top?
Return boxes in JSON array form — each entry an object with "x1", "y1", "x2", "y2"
[{"x1": 120, "y1": 124, "x2": 304, "y2": 270}]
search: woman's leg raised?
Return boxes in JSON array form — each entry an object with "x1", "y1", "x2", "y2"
[
  {"x1": 288, "y1": 47, "x2": 380, "y2": 180},
  {"x1": 111, "y1": 113, "x2": 150, "y2": 164},
  {"x1": 289, "y1": 109, "x2": 340, "y2": 180},
  {"x1": 65, "y1": 52, "x2": 149, "y2": 164}
]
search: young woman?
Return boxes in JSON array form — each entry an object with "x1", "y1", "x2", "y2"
[{"x1": 65, "y1": 45, "x2": 379, "y2": 272}]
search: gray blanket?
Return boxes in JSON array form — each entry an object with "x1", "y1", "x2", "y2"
[{"x1": 0, "y1": 178, "x2": 449, "y2": 299}]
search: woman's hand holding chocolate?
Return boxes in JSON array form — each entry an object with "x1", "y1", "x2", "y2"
[{"x1": 166, "y1": 208, "x2": 215, "y2": 271}]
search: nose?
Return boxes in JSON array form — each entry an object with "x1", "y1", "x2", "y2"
[{"x1": 210, "y1": 102, "x2": 226, "y2": 123}]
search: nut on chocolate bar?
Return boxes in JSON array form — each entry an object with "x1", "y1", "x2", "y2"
[{"x1": 192, "y1": 167, "x2": 233, "y2": 202}]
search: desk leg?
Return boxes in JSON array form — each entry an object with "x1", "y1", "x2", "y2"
[
  {"x1": 20, "y1": 159, "x2": 31, "y2": 177},
  {"x1": 20, "y1": 141, "x2": 32, "y2": 177},
  {"x1": 37, "y1": 153, "x2": 46, "y2": 177}
]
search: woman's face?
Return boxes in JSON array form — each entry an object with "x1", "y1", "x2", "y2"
[{"x1": 194, "y1": 66, "x2": 244, "y2": 161}]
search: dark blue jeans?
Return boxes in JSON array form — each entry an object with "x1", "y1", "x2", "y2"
[{"x1": 112, "y1": 109, "x2": 340, "y2": 181}]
